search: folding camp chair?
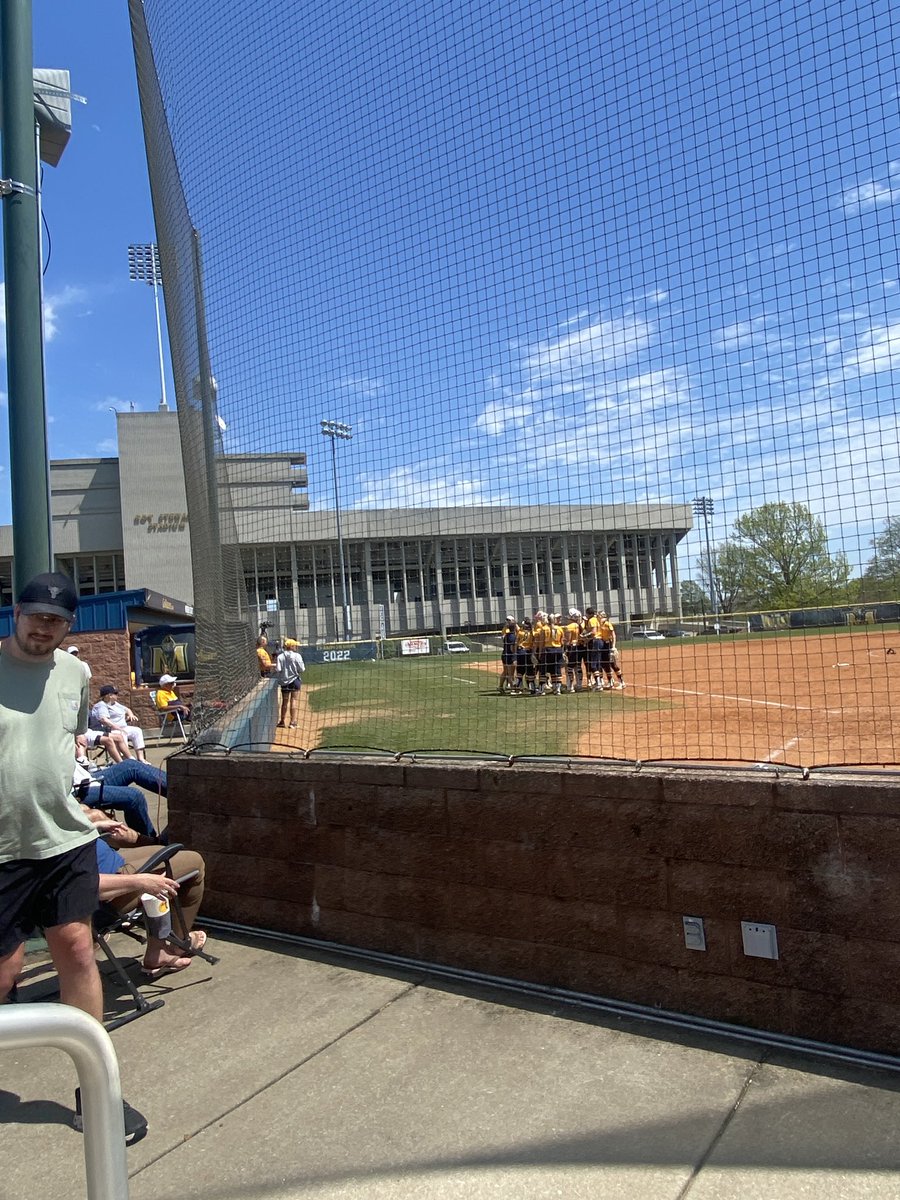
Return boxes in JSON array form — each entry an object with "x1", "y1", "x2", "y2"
[
  {"x1": 94, "y1": 843, "x2": 218, "y2": 1031},
  {"x1": 149, "y1": 689, "x2": 189, "y2": 742}
]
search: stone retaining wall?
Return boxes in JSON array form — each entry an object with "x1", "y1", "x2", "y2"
[{"x1": 167, "y1": 754, "x2": 900, "y2": 1055}]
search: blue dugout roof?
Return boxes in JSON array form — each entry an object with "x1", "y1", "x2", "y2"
[{"x1": 0, "y1": 587, "x2": 194, "y2": 639}]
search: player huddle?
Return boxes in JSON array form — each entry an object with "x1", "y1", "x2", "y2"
[{"x1": 499, "y1": 608, "x2": 626, "y2": 696}]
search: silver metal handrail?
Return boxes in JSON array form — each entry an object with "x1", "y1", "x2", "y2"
[{"x1": 0, "y1": 1003, "x2": 129, "y2": 1199}]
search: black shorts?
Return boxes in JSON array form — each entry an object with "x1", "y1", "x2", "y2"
[
  {"x1": 280, "y1": 680, "x2": 301, "y2": 693},
  {"x1": 544, "y1": 648, "x2": 563, "y2": 673},
  {"x1": 501, "y1": 650, "x2": 516, "y2": 665},
  {"x1": 0, "y1": 841, "x2": 99, "y2": 956},
  {"x1": 598, "y1": 641, "x2": 612, "y2": 666}
]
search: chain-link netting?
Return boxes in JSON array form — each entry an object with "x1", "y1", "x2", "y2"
[
  {"x1": 128, "y1": 0, "x2": 257, "y2": 727},
  {"x1": 129, "y1": 0, "x2": 900, "y2": 767}
]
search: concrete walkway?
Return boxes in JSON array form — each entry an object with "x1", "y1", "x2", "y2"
[{"x1": 3, "y1": 926, "x2": 900, "y2": 1199}]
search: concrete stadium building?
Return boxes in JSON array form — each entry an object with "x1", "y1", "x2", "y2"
[{"x1": 0, "y1": 407, "x2": 693, "y2": 641}]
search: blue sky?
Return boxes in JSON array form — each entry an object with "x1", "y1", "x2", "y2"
[
  {"x1": 0, "y1": 1, "x2": 164, "y2": 518},
  {"x1": 4, "y1": 0, "x2": 900, "y2": 583}
]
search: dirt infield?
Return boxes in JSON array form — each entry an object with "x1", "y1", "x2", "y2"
[{"x1": 575, "y1": 629, "x2": 900, "y2": 767}]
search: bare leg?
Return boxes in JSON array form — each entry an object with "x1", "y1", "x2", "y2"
[
  {"x1": 45, "y1": 918, "x2": 103, "y2": 1022},
  {"x1": 0, "y1": 943, "x2": 25, "y2": 1002}
]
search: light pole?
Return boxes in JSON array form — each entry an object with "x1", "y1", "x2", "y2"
[
  {"x1": 321, "y1": 420, "x2": 353, "y2": 641},
  {"x1": 693, "y1": 495, "x2": 718, "y2": 632},
  {"x1": 127, "y1": 243, "x2": 168, "y2": 411}
]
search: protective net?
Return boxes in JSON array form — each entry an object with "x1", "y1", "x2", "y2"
[{"x1": 129, "y1": 0, "x2": 900, "y2": 767}]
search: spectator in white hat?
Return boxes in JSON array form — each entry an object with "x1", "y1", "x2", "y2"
[
  {"x1": 66, "y1": 645, "x2": 92, "y2": 682},
  {"x1": 155, "y1": 674, "x2": 191, "y2": 722}
]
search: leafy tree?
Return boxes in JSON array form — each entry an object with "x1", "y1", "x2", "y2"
[
  {"x1": 861, "y1": 517, "x2": 900, "y2": 600},
  {"x1": 709, "y1": 541, "x2": 752, "y2": 613},
  {"x1": 725, "y1": 502, "x2": 850, "y2": 610},
  {"x1": 680, "y1": 579, "x2": 710, "y2": 615}
]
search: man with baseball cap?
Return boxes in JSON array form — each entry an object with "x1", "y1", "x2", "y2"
[
  {"x1": 0, "y1": 573, "x2": 100, "y2": 1009},
  {"x1": 0, "y1": 572, "x2": 148, "y2": 1139}
]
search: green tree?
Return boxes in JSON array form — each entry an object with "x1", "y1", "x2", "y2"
[
  {"x1": 709, "y1": 541, "x2": 752, "y2": 613},
  {"x1": 861, "y1": 517, "x2": 900, "y2": 600},
  {"x1": 728, "y1": 502, "x2": 850, "y2": 609},
  {"x1": 680, "y1": 579, "x2": 710, "y2": 615}
]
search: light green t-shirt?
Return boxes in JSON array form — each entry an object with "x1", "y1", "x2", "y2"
[{"x1": 0, "y1": 644, "x2": 96, "y2": 862}]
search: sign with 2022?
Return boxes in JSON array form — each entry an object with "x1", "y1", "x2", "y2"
[{"x1": 300, "y1": 642, "x2": 378, "y2": 664}]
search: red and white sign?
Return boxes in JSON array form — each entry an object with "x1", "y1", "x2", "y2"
[{"x1": 401, "y1": 638, "x2": 431, "y2": 656}]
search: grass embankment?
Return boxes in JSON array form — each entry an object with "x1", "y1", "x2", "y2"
[{"x1": 303, "y1": 653, "x2": 664, "y2": 757}]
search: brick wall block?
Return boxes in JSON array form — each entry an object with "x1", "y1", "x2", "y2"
[
  {"x1": 663, "y1": 773, "x2": 774, "y2": 809},
  {"x1": 534, "y1": 944, "x2": 680, "y2": 1009},
  {"x1": 314, "y1": 907, "x2": 421, "y2": 957},
  {"x1": 338, "y1": 761, "x2": 406, "y2": 788},
  {"x1": 204, "y1": 851, "x2": 314, "y2": 904},
  {"x1": 311, "y1": 783, "x2": 376, "y2": 826},
  {"x1": 837, "y1": 815, "x2": 900, "y2": 876},
  {"x1": 446, "y1": 789, "x2": 577, "y2": 844},
  {"x1": 445, "y1": 882, "x2": 534, "y2": 941},
  {"x1": 674, "y1": 968, "x2": 792, "y2": 1034},
  {"x1": 403, "y1": 763, "x2": 481, "y2": 791},
  {"x1": 667, "y1": 806, "x2": 838, "y2": 871},
  {"x1": 531, "y1": 894, "x2": 618, "y2": 951},
  {"x1": 777, "y1": 776, "x2": 900, "y2": 816},
  {"x1": 372, "y1": 785, "x2": 447, "y2": 833},
  {"x1": 339, "y1": 868, "x2": 447, "y2": 927},
  {"x1": 721, "y1": 923, "x2": 849, "y2": 996},
  {"x1": 845, "y1": 938, "x2": 900, "y2": 1003},
  {"x1": 344, "y1": 828, "x2": 483, "y2": 886},
  {"x1": 669, "y1": 860, "x2": 789, "y2": 924},
  {"x1": 562, "y1": 770, "x2": 663, "y2": 803},
  {"x1": 789, "y1": 991, "x2": 900, "y2": 1056},
  {"x1": 786, "y1": 869, "x2": 900, "y2": 940},
  {"x1": 478, "y1": 766, "x2": 564, "y2": 796},
  {"x1": 204, "y1": 889, "x2": 313, "y2": 935},
  {"x1": 417, "y1": 929, "x2": 538, "y2": 981}
]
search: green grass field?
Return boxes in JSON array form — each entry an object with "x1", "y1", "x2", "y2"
[{"x1": 303, "y1": 653, "x2": 665, "y2": 757}]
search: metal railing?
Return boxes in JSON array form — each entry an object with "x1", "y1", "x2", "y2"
[{"x1": 0, "y1": 1004, "x2": 129, "y2": 1199}]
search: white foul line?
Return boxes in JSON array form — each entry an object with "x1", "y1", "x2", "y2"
[
  {"x1": 452, "y1": 676, "x2": 478, "y2": 685},
  {"x1": 762, "y1": 736, "x2": 800, "y2": 764},
  {"x1": 641, "y1": 683, "x2": 843, "y2": 717}
]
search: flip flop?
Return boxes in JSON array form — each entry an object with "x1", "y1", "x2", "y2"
[{"x1": 141, "y1": 956, "x2": 193, "y2": 980}]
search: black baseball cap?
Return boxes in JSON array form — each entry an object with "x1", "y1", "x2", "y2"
[
  {"x1": 17, "y1": 572, "x2": 77, "y2": 620},
  {"x1": 100, "y1": 684, "x2": 119, "y2": 697}
]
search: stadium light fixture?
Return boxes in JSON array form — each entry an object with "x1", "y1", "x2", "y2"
[
  {"x1": 321, "y1": 420, "x2": 353, "y2": 640},
  {"x1": 127, "y1": 243, "x2": 169, "y2": 411},
  {"x1": 692, "y1": 495, "x2": 719, "y2": 631}
]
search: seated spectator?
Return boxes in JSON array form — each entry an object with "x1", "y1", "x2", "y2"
[
  {"x1": 155, "y1": 674, "x2": 192, "y2": 721},
  {"x1": 76, "y1": 728, "x2": 133, "y2": 764},
  {"x1": 87, "y1": 814, "x2": 207, "y2": 979},
  {"x1": 66, "y1": 645, "x2": 92, "y2": 681},
  {"x1": 256, "y1": 635, "x2": 273, "y2": 677},
  {"x1": 73, "y1": 752, "x2": 167, "y2": 840},
  {"x1": 90, "y1": 684, "x2": 147, "y2": 761}
]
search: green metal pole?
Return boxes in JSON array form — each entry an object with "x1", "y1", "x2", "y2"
[{"x1": 1, "y1": 0, "x2": 52, "y2": 594}]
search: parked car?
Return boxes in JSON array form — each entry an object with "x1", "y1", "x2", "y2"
[
  {"x1": 663, "y1": 627, "x2": 699, "y2": 637},
  {"x1": 444, "y1": 640, "x2": 471, "y2": 653},
  {"x1": 630, "y1": 628, "x2": 666, "y2": 640}
]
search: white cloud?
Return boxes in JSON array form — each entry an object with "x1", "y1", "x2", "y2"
[
  {"x1": 336, "y1": 375, "x2": 384, "y2": 398},
  {"x1": 355, "y1": 465, "x2": 509, "y2": 508},
  {"x1": 840, "y1": 177, "x2": 900, "y2": 214},
  {"x1": 42, "y1": 285, "x2": 88, "y2": 342}
]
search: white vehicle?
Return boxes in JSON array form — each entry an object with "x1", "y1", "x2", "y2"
[
  {"x1": 444, "y1": 640, "x2": 471, "y2": 653},
  {"x1": 630, "y1": 627, "x2": 666, "y2": 640}
]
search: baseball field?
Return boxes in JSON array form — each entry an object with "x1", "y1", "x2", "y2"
[{"x1": 269, "y1": 625, "x2": 900, "y2": 769}]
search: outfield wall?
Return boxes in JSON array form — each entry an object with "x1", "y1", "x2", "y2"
[{"x1": 169, "y1": 755, "x2": 900, "y2": 1055}]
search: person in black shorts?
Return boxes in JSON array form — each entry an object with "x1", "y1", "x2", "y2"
[
  {"x1": 0, "y1": 573, "x2": 147, "y2": 1140},
  {"x1": 499, "y1": 617, "x2": 518, "y2": 693}
]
